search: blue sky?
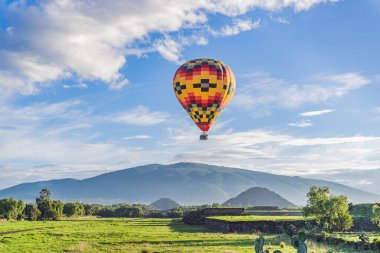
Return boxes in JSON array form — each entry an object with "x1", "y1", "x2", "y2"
[{"x1": 0, "y1": 0, "x2": 379, "y2": 191}]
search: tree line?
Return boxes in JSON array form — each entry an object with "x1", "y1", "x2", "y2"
[
  {"x1": 0, "y1": 188, "x2": 183, "y2": 220},
  {"x1": 1, "y1": 186, "x2": 379, "y2": 232}
]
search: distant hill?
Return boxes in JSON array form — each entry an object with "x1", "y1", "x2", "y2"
[
  {"x1": 223, "y1": 187, "x2": 296, "y2": 208},
  {"x1": 0, "y1": 162, "x2": 379, "y2": 205},
  {"x1": 151, "y1": 198, "x2": 179, "y2": 210}
]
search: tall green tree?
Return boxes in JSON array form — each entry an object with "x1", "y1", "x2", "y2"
[
  {"x1": 52, "y1": 200, "x2": 64, "y2": 220},
  {"x1": 83, "y1": 204, "x2": 100, "y2": 216},
  {"x1": 36, "y1": 189, "x2": 52, "y2": 220},
  {"x1": 0, "y1": 198, "x2": 25, "y2": 220},
  {"x1": 114, "y1": 205, "x2": 143, "y2": 218},
  {"x1": 371, "y1": 204, "x2": 380, "y2": 227},
  {"x1": 24, "y1": 204, "x2": 41, "y2": 221},
  {"x1": 36, "y1": 188, "x2": 63, "y2": 220},
  {"x1": 303, "y1": 186, "x2": 353, "y2": 232},
  {"x1": 63, "y1": 202, "x2": 84, "y2": 217},
  {"x1": 39, "y1": 188, "x2": 51, "y2": 199}
]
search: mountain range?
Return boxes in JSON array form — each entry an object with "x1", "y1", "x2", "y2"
[{"x1": 0, "y1": 163, "x2": 378, "y2": 205}]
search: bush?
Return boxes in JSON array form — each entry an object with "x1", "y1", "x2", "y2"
[
  {"x1": 166, "y1": 208, "x2": 183, "y2": 218},
  {"x1": 63, "y1": 202, "x2": 84, "y2": 217},
  {"x1": 285, "y1": 224, "x2": 297, "y2": 237},
  {"x1": 148, "y1": 211, "x2": 165, "y2": 218},
  {"x1": 374, "y1": 239, "x2": 380, "y2": 249},
  {"x1": 321, "y1": 231, "x2": 330, "y2": 239},
  {"x1": 24, "y1": 204, "x2": 41, "y2": 221},
  {"x1": 96, "y1": 205, "x2": 143, "y2": 218}
]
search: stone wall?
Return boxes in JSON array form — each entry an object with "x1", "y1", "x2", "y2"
[
  {"x1": 351, "y1": 217, "x2": 379, "y2": 232},
  {"x1": 182, "y1": 208, "x2": 244, "y2": 225},
  {"x1": 205, "y1": 218, "x2": 316, "y2": 234}
]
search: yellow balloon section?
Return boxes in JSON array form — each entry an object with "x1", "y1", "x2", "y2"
[{"x1": 173, "y1": 58, "x2": 235, "y2": 132}]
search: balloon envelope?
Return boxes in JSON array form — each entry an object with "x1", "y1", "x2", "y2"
[{"x1": 173, "y1": 58, "x2": 235, "y2": 132}]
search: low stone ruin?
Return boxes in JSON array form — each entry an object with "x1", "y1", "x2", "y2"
[{"x1": 182, "y1": 208, "x2": 244, "y2": 225}]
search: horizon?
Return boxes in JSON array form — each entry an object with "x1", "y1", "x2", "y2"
[
  {"x1": 0, "y1": 0, "x2": 380, "y2": 193},
  {"x1": 2, "y1": 162, "x2": 379, "y2": 201}
]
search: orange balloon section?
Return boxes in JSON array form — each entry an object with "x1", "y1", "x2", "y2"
[{"x1": 173, "y1": 58, "x2": 236, "y2": 133}]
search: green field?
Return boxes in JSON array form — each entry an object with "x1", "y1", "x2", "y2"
[
  {"x1": 0, "y1": 218, "x2": 371, "y2": 252},
  {"x1": 207, "y1": 215, "x2": 311, "y2": 222}
]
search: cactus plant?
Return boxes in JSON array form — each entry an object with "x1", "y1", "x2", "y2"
[
  {"x1": 291, "y1": 231, "x2": 308, "y2": 253},
  {"x1": 254, "y1": 236, "x2": 282, "y2": 253},
  {"x1": 359, "y1": 233, "x2": 370, "y2": 250},
  {"x1": 255, "y1": 236, "x2": 265, "y2": 253}
]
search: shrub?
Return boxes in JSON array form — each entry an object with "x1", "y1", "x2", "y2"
[
  {"x1": 166, "y1": 208, "x2": 183, "y2": 218},
  {"x1": 63, "y1": 202, "x2": 84, "y2": 217},
  {"x1": 24, "y1": 204, "x2": 41, "y2": 221},
  {"x1": 321, "y1": 231, "x2": 330, "y2": 239},
  {"x1": 148, "y1": 211, "x2": 165, "y2": 218},
  {"x1": 375, "y1": 239, "x2": 380, "y2": 249},
  {"x1": 285, "y1": 224, "x2": 297, "y2": 237}
]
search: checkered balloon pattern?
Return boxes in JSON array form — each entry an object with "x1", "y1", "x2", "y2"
[{"x1": 173, "y1": 58, "x2": 236, "y2": 132}]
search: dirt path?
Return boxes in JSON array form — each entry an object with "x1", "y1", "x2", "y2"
[
  {"x1": 0, "y1": 228, "x2": 39, "y2": 236},
  {"x1": 0, "y1": 225, "x2": 63, "y2": 236}
]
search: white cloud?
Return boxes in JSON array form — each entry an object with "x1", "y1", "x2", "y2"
[
  {"x1": 154, "y1": 36, "x2": 184, "y2": 64},
  {"x1": 0, "y1": 100, "x2": 147, "y2": 188},
  {"x1": 0, "y1": 0, "x2": 338, "y2": 97},
  {"x1": 334, "y1": 179, "x2": 373, "y2": 186},
  {"x1": 209, "y1": 19, "x2": 261, "y2": 37},
  {"x1": 270, "y1": 14, "x2": 290, "y2": 24},
  {"x1": 299, "y1": 109, "x2": 334, "y2": 117},
  {"x1": 0, "y1": 99, "x2": 85, "y2": 124},
  {"x1": 324, "y1": 72, "x2": 370, "y2": 94},
  {"x1": 63, "y1": 82, "x2": 87, "y2": 89},
  {"x1": 288, "y1": 119, "x2": 313, "y2": 127},
  {"x1": 165, "y1": 127, "x2": 380, "y2": 176},
  {"x1": 153, "y1": 34, "x2": 209, "y2": 63},
  {"x1": 0, "y1": 98, "x2": 379, "y2": 189},
  {"x1": 212, "y1": 0, "x2": 338, "y2": 15},
  {"x1": 123, "y1": 135, "x2": 153, "y2": 140},
  {"x1": 233, "y1": 72, "x2": 371, "y2": 110},
  {"x1": 282, "y1": 136, "x2": 380, "y2": 146},
  {"x1": 112, "y1": 106, "x2": 170, "y2": 126}
]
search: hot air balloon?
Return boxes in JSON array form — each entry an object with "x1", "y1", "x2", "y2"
[{"x1": 173, "y1": 58, "x2": 236, "y2": 140}]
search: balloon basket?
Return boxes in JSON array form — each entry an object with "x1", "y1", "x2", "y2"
[{"x1": 200, "y1": 132, "x2": 208, "y2": 140}]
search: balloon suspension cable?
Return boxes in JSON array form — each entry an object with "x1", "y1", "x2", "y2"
[{"x1": 200, "y1": 131, "x2": 208, "y2": 140}]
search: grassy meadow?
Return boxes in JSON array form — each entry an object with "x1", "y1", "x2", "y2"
[{"x1": 0, "y1": 217, "x2": 372, "y2": 253}]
